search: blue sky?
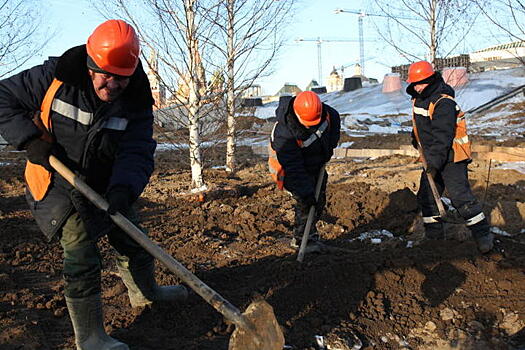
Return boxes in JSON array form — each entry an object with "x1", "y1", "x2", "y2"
[{"x1": 21, "y1": 0, "x2": 513, "y2": 96}]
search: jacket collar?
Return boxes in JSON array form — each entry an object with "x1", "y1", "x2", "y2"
[{"x1": 54, "y1": 45, "x2": 154, "y2": 112}]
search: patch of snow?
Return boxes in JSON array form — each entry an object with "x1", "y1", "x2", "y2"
[
  {"x1": 315, "y1": 335, "x2": 326, "y2": 349},
  {"x1": 494, "y1": 161, "x2": 525, "y2": 175},
  {"x1": 351, "y1": 229, "x2": 394, "y2": 242},
  {"x1": 0, "y1": 162, "x2": 11, "y2": 166},
  {"x1": 339, "y1": 141, "x2": 354, "y2": 148},
  {"x1": 190, "y1": 184, "x2": 208, "y2": 193},
  {"x1": 254, "y1": 102, "x2": 278, "y2": 119}
]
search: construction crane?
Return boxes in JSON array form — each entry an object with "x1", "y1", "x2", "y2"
[
  {"x1": 339, "y1": 57, "x2": 377, "y2": 77},
  {"x1": 295, "y1": 37, "x2": 361, "y2": 85},
  {"x1": 334, "y1": 8, "x2": 421, "y2": 76}
]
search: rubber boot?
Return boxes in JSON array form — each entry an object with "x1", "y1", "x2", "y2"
[
  {"x1": 475, "y1": 233, "x2": 494, "y2": 254},
  {"x1": 65, "y1": 294, "x2": 129, "y2": 350},
  {"x1": 116, "y1": 258, "x2": 188, "y2": 308},
  {"x1": 467, "y1": 216, "x2": 493, "y2": 253}
]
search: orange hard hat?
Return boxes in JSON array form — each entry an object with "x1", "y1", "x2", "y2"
[
  {"x1": 407, "y1": 60, "x2": 434, "y2": 83},
  {"x1": 293, "y1": 91, "x2": 322, "y2": 126},
  {"x1": 86, "y1": 19, "x2": 140, "y2": 77}
]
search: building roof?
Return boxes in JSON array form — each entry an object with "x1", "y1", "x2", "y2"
[
  {"x1": 474, "y1": 40, "x2": 525, "y2": 53},
  {"x1": 276, "y1": 83, "x2": 302, "y2": 96}
]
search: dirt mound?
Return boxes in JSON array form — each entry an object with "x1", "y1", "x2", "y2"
[{"x1": 326, "y1": 183, "x2": 419, "y2": 236}]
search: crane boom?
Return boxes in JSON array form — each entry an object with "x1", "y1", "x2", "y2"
[
  {"x1": 334, "y1": 8, "x2": 423, "y2": 76},
  {"x1": 295, "y1": 37, "x2": 361, "y2": 85}
]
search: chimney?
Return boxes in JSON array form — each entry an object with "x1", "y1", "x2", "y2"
[
  {"x1": 442, "y1": 67, "x2": 468, "y2": 87},
  {"x1": 382, "y1": 73, "x2": 402, "y2": 93}
]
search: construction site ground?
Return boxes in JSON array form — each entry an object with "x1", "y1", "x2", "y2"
[{"x1": 1, "y1": 133, "x2": 524, "y2": 350}]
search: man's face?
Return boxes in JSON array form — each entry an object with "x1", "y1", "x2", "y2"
[
  {"x1": 414, "y1": 83, "x2": 429, "y2": 94},
  {"x1": 89, "y1": 70, "x2": 130, "y2": 102}
]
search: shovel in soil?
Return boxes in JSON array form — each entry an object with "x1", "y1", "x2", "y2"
[
  {"x1": 49, "y1": 155, "x2": 284, "y2": 350},
  {"x1": 416, "y1": 145, "x2": 463, "y2": 224},
  {"x1": 297, "y1": 165, "x2": 326, "y2": 262}
]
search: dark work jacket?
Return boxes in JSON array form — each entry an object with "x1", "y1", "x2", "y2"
[
  {"x1": 0, "y1": 45, "x2": 156, "y2": 239},
  {"x1": 407, "y1": 73, "x2": 459, "y2": 170},
  {"x1": 270, "y1": 96, "x2": 340, "y2": 198}
]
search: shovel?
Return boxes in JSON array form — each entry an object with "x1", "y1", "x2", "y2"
[
  {"x1": 416, "y1": 145, "x2": 463, "y2": 224},
  {"x1": 49, "y1": 155, "x2": 284, "y2": 350},
  {"x1": 297, "y1": 165, "x2": 326, "y2": 263}
]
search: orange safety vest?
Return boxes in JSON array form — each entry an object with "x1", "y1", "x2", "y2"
[
  {"x1": 268, "y1": 114, "x2": 330, "y2": 190},
  {"x1": 412, "y1": 94, "x2": 471, "y2": 163},
  {"x1": 25, "y1": 78, "x2": 63, "y2": 201}
]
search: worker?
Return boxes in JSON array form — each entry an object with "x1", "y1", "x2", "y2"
[
  {"x1": 406, "y1": 60, "x2": 494, "y2": 253},
  {"x1": 270, "y1": 91, "x2": 340, "y2": 251},
  {"x1": 0, "y1": 20, "x2": 187, "y2": 349}
]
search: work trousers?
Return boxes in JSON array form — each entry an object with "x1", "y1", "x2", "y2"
[
  {"x1": 59, "y1": 209, "x2": 153, "y2": 298},
  {"x1": 417, "y1": 161, "x2": 489, "y2": 239},
  {"x1": 292, "y1": 171, "x2": 328, "y2": 240}
]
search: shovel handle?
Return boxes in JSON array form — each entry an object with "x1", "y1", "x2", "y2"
[
  {"x1": 48, "y1": 155, "x2": 258, "y2": 337},
  {"x1": 417, "y1": 146, "x2": 446, "y2": 218},
  {"x1": 297, "y1": 165, "x2": 326, "y2": 262}
]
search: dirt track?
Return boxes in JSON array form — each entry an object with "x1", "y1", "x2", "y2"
[{"x1": 1, "y1": 143, "x2": 525, "y2": 350}]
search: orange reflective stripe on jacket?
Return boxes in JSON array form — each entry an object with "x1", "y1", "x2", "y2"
[
  {"x1": 412, "y1": 94, "x2": 472, "y2": 163},
  {"x1": 24, "y1": 78, "x2": 63, "y2": 201}
]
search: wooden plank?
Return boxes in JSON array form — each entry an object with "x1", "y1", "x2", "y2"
[
  {"x1": 472, "y1": 144, "x2": 493, "y2": 152},
  {"x1": 401, "y1": 144, "x2": 495, "y2": 152},
  {"x1": 492, "y1": 146, "x2": 525, "y2": 157},
  {"x1": 338, "y1": 147, "x2": 525, "y2": 162},
  {"x1": 344, "y1": 149, "x2": 419, "y2": 157},
  {"x1": 472, "y1": 152, "x2": 525, "y2": 162},
  {"x1": 254, "y1": 144, "x2": 525, "y2": 162},
  {"x1": 333, "y1": 148, "x2": 347, "y2": 157}
]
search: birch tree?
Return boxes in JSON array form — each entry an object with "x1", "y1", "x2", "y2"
[
  {"x1": 474, "y1": 0, "x2": 525, "y2": 42},
  {"x1": 95, "y1": 0, "x2": 219, "y2": 191},
  {"x1": 0, "y1": 0, "x2": 49, "y2": 77},
  {"x1": 369, "y1": 0, "x2": 482, "y2": 65},
  {"x1": 208, "y1": 0, "x2": 294, "y2": 173}
]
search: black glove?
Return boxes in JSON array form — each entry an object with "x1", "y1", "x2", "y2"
[
  {"x1": 25, "y1": 138, "x2": 53, "y2": 171},
  {"x1": 301, "y1": 194, "x2": 317, "y2": 208},
  {"x1": 425, "y1": 165, "x2": 438, "y2": 179},
  {"x1": 106, "y1": 186, "x2": 133, "y2": 215}
]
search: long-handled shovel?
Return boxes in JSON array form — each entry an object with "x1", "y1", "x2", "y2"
[
  {"x1": 416, "y1": 145, "x2": 463, "y2": 224},
  {"x1": 49, "y1": 155, "x2": 284, "y2": 350},
  {"x1": 417, "y1": 145, "x2": 447, "y2": 219},
  {"x1": 297, "y1": 165, "x2": 326, "y2": 263}
]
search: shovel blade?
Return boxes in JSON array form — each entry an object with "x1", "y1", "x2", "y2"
[{"x1": 229, "y1": 300, "x2": 284, "y2": 350}]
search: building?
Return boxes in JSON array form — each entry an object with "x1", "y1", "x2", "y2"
[
  {"x1": 327, "y1": 66, "x2": 343, "y2": 92},
  {"x1": 275, "y1": 83, "x2": 302, "y2": 96},
  {"x1": 146, "y1": 50, "x2": 166, "y2": 109},
  {"x1": 242, "y1": 84, "x2": 262, "y2": 98},
  {"x1": 470, "y1": 40, "x2": 525, "y2": 71},
  {"x1": 305, "y1": 79, "x2": 320, "y2": 91}
]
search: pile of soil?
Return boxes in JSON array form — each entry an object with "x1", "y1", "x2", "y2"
[{"x1": 1, "y1": 146, "x2": 524, "y2": 350}]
